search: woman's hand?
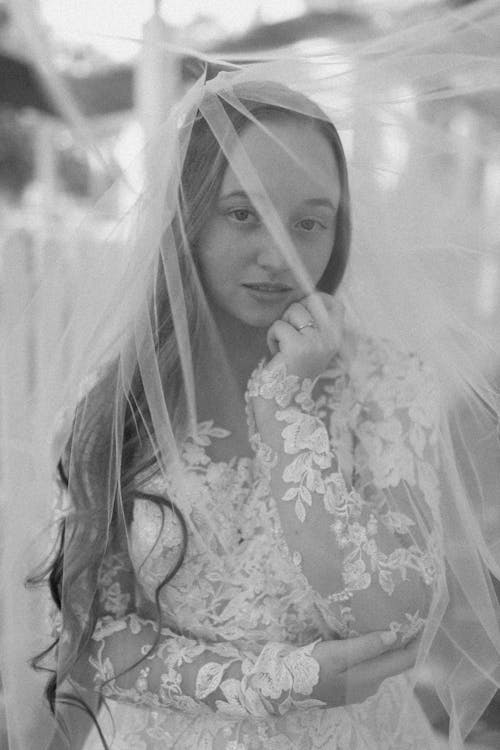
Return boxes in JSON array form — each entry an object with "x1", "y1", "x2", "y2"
[
  {"x1": 266, "y1": 293, "x2": 344, "y2": 381},
  {"x1": 311, "y1": 631, "x2": 418, "y2": 707}
]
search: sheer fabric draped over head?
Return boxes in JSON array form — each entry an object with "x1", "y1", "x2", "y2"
[{"x1": 1, "y1": 2, "x2": 500, "y2": 748}]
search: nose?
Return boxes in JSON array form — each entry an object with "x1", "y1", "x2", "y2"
[{"x1": 255, "y1": 233, "x2": 289, "y2": 272}]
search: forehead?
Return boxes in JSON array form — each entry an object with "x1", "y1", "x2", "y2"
[{"x1": 220, "y1": 118, "x2": 341, "y2": 205}]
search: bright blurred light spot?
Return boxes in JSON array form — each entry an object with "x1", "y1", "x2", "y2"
[
  {"x1": 292, "y1": 37, "x2": 340, "y2": 55},
  {"x1": 165, "y1": 0, "x2": 257, "y2": 34},
  {"x1": 260, "y1": 0, "x2": 306, "y2": 24},
  {"x1": 483, "y1": 159, "x2": 500, "y2": 231},
  {"x1": 41, "y1": 0, "x2": 147, "y2": 59},
  {"x1": 114, "y1": 120, "x2": 144, "y2": 176},
  {"x1": 40, "y1": 0, "x2": 309, "y2": 60},
  {"x1": 477, "y1": 255, "x2": 499, "y2": 319},
  {"x1": 379, "y1": 127, "x2": 409, "y2": 190},
  {"x1": 449, "y1": 110, "x2": 475, "y2": 139}
]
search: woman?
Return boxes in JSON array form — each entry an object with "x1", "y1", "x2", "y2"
[
  {"x1": 25, "y1": 75, "x2": 459, "y2": 749},
  {"x1": 3, "y1": 12, "x2": 500, "y2": 747}
]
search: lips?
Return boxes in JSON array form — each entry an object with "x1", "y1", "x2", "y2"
[{"x1": 242, "y1": 282, "x2": 293, "y2": 292}]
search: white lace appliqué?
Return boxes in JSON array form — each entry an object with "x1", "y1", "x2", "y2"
[
  {"x1": 247, "y1": 345, "x2": 440, "y2": 640},
  {"x1": 79, "y1": 336, "x2": 443, "y2": 750}
]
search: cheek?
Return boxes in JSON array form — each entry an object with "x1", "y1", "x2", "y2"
[
  {"x1": 197, "y1": 222, "x2": 249, "y2": 281},
  {"x1": 196, "y1": 236, "x2": 239, "y2": 294},
  {"x1": 197, "y1": 250, "x2": 224, "y2": 292},
  {"x1": 299, "y1": 237, "x2": 334, "y2": 281},
  {"x1": 196, "y1": 226, "x2": 226, "y2": 280}
]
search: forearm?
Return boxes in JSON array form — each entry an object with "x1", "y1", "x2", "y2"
[
  {"x1": 248, "y1": 363, "x2": 434, "y2": 640},
  {"x1": 71, "y1": 613, "x2": 325, "y2": 716},
  {"x1": 251, "y1": 388, "x2": 347, "y2": 594}
]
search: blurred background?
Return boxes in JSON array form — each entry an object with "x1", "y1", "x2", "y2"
[{"x1": 0, "y1": 1, "x2": 498, "y2": 747}]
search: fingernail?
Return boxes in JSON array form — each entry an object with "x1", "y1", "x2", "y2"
[{"x1": 380, "y1": 631, "x2": 397, "y2": 646}]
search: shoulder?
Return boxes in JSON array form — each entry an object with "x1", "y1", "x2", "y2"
[
  {"x1": 354, "y1": 334, "x2": 441, "y2": 434},
  {"x1": 351, "y1": 333, "x2": 433, "y2": 383},
  {"x1": 319, "y1": 328, "x2": 433, "y2": 383},
  {"x1": 319, "y1": 330, "x2": 440, "y2": 421},
  {"x1": 130, "y1": 471, "x2": 187, "y2": 553},
  {"x1": 129, "y1": 492, "x2": 187, "y2": 582}
]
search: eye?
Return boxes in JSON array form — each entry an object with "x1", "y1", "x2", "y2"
[
  {"x1": 228, "y1": 208, "x2": 257, "y2": 224},
  {"x1": 296, "y1": 218, "x2": 326, "y2": 232}
]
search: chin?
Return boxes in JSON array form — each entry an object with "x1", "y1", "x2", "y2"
[
  {"x1": 238, "y1": 309, "x2": 286, "y2": 329},
  {"x1": 212, "y1": 297, "x2": 288, "y2": 330},
  {"x1": 235, "y1": 315, "x2": 275, "y2": 330}
]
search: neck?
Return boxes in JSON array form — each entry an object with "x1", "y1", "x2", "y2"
[{"x1": 209, "y1": 303, "x2": 269, "y2": 390}]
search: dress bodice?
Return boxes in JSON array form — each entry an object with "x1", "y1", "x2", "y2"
[
  {"x1": 83, "y1": 334, "x2": 443, "y2": 749},
  {"x1": 128, "y1": 335, "x2": 440, "y2": 647},
  {"x1": 130, "y1": 439, "x2": 325, "y2": 648}
]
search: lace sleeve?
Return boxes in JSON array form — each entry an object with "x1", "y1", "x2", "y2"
[
  {"x1": 76, "y1": 615, "x2": 323, "y2": 716},
  {"x1": 70, "y1": 499, "x2": 324, "y2": 717},
  {"x1": 247, "y1": 341, "x2": 440, "y2": 643}
]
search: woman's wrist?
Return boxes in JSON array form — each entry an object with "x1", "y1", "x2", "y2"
[{"x1": 248, "y1": 358, "x2": 316, "y2": 413}]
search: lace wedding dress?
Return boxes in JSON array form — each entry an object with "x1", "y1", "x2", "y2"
[{"x1": 77, "y1": 333, "x2": 441, "y2": 749}]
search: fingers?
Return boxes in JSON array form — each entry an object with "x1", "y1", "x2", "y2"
[
  {"x1": 281, "y1": 302, "x2": 317, "y2": 331},
  {"x1": 266, "y1": 319, "x2": 300, "y2": 356},
  {"x1": 290, "y1": 294, "x2": 344, "y2": 337},
  {"x1": 278, "y1": 293, "x2": 343, "y2": 335},
  {"x1": 266, "y1": 293, "x2": 344, "y2": 376},
  {"x1": 311, "y1": 633, "x2": 417, "y2": 708},
  {"x1": 329, "y1": 630, "x2": 400, "y2": 672},
  {"x1": 342, "y1": 639, "x2": 419, "y2": 704},
  {"x1": 347, "y1": 638, "x2": 418, "y2": 682}
]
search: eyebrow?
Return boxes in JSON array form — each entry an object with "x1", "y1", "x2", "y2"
[
  {"x1": 302, "y1": 198, "x2": 337, "y2": 211},
  {"x1": 219, "y1": 190, "x2": 337, "y2": 212},
  {"x1": 219, "y1": 190, "x2": 257, "y2": 202}
]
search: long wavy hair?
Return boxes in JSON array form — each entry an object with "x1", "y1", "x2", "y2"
[{"x1": 28, "y1": 79, "x2": 351, "y2": 747}]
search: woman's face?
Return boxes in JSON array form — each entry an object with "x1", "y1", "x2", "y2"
[{"x1": 196, "y1": 118, "x2": 341, "y2": 328}]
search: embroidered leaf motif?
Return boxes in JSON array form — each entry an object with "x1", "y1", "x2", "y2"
[
  {"x1": 306, "y1": 469, "x2": 324, "y2": 493},
  {"x1": 219, "y1": 678, "x2": 243, "y2": 705},
  {"x1": 283, "y1": 487, "x2": 299, "y2": 502},
  {"x1": 292, "y1": 550, "x2": 302, "y2": 567},
  {"x1": 383, "y1": 511, "x2": 415, "y2": 535},
  {"x1": 214, "y1": 699, "x2": 247, "y2": 716},
  {"x1": 283, "y1": 643, "x2": 320, "y2": 695},
  {"x1": 195, "y1": 662, "x2": 225, "y2": 700},
  {"x1": 240, "y1": 685, "x2": 270, "y2": 717},
  {"x1": 409, "y1": 422, "x2": 426, "y2": 457},
  {"x1": 323, "y1": 484, "x2": 343, "y2": 515},
  {"x1": 210, "y1": 427, "x2": 232, "y2": 439},
  {"x1": 295, "y1": 498, "x2": 306, "y2": 523},
  {"x1": 93, "y1": 617, "x2": 128, "y2": 641},
  {"x1": 298, "y1": 485, "x2": 312, "y2": 507},
  {"x1": 283, "y1": 452, "x2": 311, "y2": 483},
  {"x1": 379, "y1": 569, "x2": 395, "y2": 596},
  {"x1": 281, "y1": 419, "x2": 307, "y2": 454}
]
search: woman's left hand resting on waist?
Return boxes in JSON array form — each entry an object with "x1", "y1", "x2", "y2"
[
  {"x1": 68, "y1": 612, "x2": 417, "y2": 713},
  {"x1": 311, "y1": 631, "x2": 419, "y2": 706}
]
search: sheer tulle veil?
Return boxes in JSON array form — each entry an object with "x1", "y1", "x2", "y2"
[{"x1": 1, "y1": 1, "x2": 500, "y2": 748}]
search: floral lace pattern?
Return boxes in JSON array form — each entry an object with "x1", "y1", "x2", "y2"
[
  {"x1": 84, "y1": 673, "x2": 439, "y2": 750},
  {"x1": 89, "y1": 614, "x2": 323, "y2": 718},
  {"x1": 80, "y1": 334, "x2": 443, "y2": 750},
  {"x1": 246, "y1": 341, "x2": 440, "y2": 641}
]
